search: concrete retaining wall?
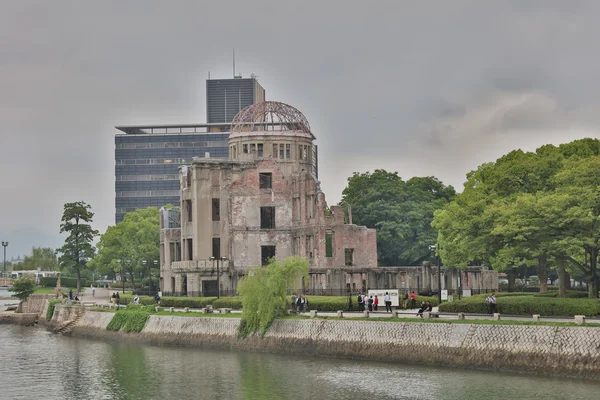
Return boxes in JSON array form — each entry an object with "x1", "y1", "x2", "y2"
[{"x1": 67, "y1": 310, "x2": 600, "y2": 380}]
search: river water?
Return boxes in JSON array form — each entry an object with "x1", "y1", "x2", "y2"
[{"x1": 1, "y1": 290, "x2": 600, "y2": 399}]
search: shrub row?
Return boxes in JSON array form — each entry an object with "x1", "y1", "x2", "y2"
[
  {"x1": 157, "y1": 296, "x2": 243, "y2": 309},
  {"x1": 39, "y1": 277, "x2": 89, "y2": 288},
  {"x1": 439, "y1": 295, "x2": 600, "y2": 316},
  {"x1": 117, "y1": 293, "x2": 155, "y2": 306}
]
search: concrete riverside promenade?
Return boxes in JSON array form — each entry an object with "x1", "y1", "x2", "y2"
[
  {"x1": 45, "y1": 304, "x2": 600, "y2": 381},
  {"x1": 79, "y1": 288, "x2": 598, "y2": 324}
]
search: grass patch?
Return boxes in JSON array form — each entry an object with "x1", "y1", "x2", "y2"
[
  {"x1": 46, "y1": 299, "x2": 62, "y2": 321},
  {"x1": 106, "y1": 304, "x2": 152, "y2": 332}
]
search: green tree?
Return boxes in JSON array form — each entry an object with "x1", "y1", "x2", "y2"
[
  {"x1": 93, "y1": 207, "x2": 160, "y2": 290},
  {"x1": 341, "y1": 170, "x2": 455, "y2": 266},
  {"x1": 238, "y1": 256, "x2": 309, "y2": 336},
  {"x1": 434, "y1": 139, "x2": 600, "y2": 297},
  {"x1": 9, "y1": 276, "x2": 35, "y2": 311},
  {"x1": 58, "y1": 201, "x2": 99, "y2": 292},
  {"x1": 12, "y1": 247, "x2": 58, "y2": 271}
]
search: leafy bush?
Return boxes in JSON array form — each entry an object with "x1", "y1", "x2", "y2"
[
  {"x1": 439, "y1": 296, "x2": 600, "y2": 316},
  {"x1": 46, "y1": 299, "x2": 62, "y2": 321},
  {"x1": 107, "y1": 306, "x2": 151, "y2": 333},
  {"x1": 9, "y1": 277, "x2": 36, "y2": 302}
]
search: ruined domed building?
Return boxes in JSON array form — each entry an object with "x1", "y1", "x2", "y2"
[{"x1": 159, "y1": 101, "x2": 497, "y2": 296}]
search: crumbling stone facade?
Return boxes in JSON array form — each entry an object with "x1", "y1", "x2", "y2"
[
  {"x1": 160, "y1": 101, "x2": 378, "y2": 296},
  {"x1": 159, "y1": 101, "x2": 497, "y2": 296}
]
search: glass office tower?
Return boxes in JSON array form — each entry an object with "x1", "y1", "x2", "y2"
[{"x1": 114, "y1": 124, "x2": 229, "y2": 223}]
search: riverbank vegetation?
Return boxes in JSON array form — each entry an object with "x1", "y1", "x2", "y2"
[
  {"x1": 238, "y1": 256, "x2": 309, "y2": 337},
  {"x1": 106, "y1": 304, "x2": 152, "y2": 332}
]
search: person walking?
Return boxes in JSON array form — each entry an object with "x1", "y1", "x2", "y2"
[
  {"x1": 91, "y1": 284, "x2": 95, "y2": 298},
  {"x1": 486, "y1": 293, "x2": 497, "y2": 314},
  {"x1": 409, "y1": 291, "x2": 417, "y2": 309},
  {"x1": 384, "y1": 292, "x2": 392, "y2": 313},
  {"x1": 69, "y1": 289, "x2": 73, "y2": 300},
  {"x1": 367, "y1": 295, "x2": 374, "y2": 312},
  {"x1": 116, "y1": 292, "x2": 121, "y2": 306},
  {"x1": 357, "y1": 292, "x2": 364, "y2": 312},
  {"x1": 154, "y1": 293, "x2": 161, "y2": 304},
  {"x1": 403, "y1": 293, "x2": 409, "y2": 309},
  {"x1": 291, "y1": 294, "x2": 297, "y2": 312},
  {"x1": 373, "y1": 295, "x2": 379, "y2": 312}
]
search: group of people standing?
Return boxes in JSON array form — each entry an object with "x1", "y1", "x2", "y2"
[
  {"x1": 356, "y1": 292, "x2": 394, "y2": 313},
  {"x1": 290, "y1": 294, "x2": 308, "y2": 313},
  {"x1": 110, "y1": 292, "x2": 121, "y2": 305}
]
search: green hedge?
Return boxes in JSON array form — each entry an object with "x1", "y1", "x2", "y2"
[
  {"x1": 157, "y1": 296, "x2": 243, "y2": 309},
  {"x1": 117, "y1": 293, "x2": 155, "y2": 306},
  {"x1": 39, "y1": 277, "x2": 89, "y2": 288},
  {"x1": 439, "y1": 296, "x2": 600, "y2": 316}
]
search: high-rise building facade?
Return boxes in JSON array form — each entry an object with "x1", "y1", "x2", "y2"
[
  {"x1": 114, "y1": 77, "x2": 266, "y2": 223},
  {"x1": 114, "y1": 124, "x2": 229, "y2": 223},
  {"x1": 206, "y1": 77, "x2": 265, "y2": 123}
]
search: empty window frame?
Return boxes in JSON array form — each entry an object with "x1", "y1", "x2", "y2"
[
  {"x1": 184, "y1": 200, "x2": 192, "y2": 222},
  {"x1": 257, "y1": 143, "x2": 263, "y2": 157},
  {"x1": 279, "y1": 144, "x2": 285, "y2": 159},
  {"x1": 325, "y1": 232, "x2": 334, "y2": 258},
  {"x1": 345, "y1": 248, "x2": 354, "y2": 266},
  {"x1": 212, "y1": 237, "x2": 220, "y2": 259},
  {"x1": 243, "y1": 144, "x2": 249, "y2": 154},
  {"x1": 186, "y1": 239, "x2": 193, "y2": 261},
  {"x1": 259, "y1": 172, "x2": 272, "y2": 189},
  {"x1": 261, "y1": 245, "x2": 276, "y2": 266},
  {"x1": 286, "y1": 144, "x2": 291, "y2": 159},
  {"x1": 273, "y1": 144, "x2": 278, "y2": 158},
  {"x1": 250, "y1": 143, "x2": 256, "y2": 153},
  {"x1": 260, "y1": 206, "x2": 276, "y2": 229},
  {"x1": 212, "y1": 198, "x2": 220, "y2": 221}
]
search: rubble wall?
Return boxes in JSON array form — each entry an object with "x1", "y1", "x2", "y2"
[{"x1": 69, "y1": 311, "x2": 600, "y2": 380}]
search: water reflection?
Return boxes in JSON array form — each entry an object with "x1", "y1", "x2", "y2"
[{"x1": 0, "y1": 324, "x2": 600, "y2": 400}]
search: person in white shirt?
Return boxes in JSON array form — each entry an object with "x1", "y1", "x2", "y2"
[{"x1": 384, "y1": 292, "x2": 392, "y2": 313}]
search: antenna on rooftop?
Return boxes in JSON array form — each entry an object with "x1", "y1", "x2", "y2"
[{"x1": 233, "y1": 48, "x2": 236, "y2": 78}]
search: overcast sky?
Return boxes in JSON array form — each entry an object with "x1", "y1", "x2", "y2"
[{"x1": 2, "y1": 0, "x2": 600, "y2": 257}]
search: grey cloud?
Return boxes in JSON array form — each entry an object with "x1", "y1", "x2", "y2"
[{"x1": 2, "y1": 0, "x2": 600, "y2": 257}]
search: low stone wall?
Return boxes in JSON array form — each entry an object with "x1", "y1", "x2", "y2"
[
  {"x1": 67, "y1": 311, "x2": 600, "y2": 380},
  {"x1": 0, "y1": 312, "x2": 38, "y2": 325}
]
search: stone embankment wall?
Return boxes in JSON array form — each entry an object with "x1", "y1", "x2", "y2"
[
  {"x1": 25, "y1": 294, "x2": 55, "y2": 314},
  {"x1": 66, "y1": 308, "x2": 600, "y2": 380}
]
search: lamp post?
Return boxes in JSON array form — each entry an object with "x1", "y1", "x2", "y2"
[
  {"x1": 208, "y1": 256, "x2": 228, "y2": 298},
  {"x1": 1, "y1": 241, "x2": 8, "y2": 277},
  {"x1": 150, "y1": 260, "x2": 157, "y2": 296},
  {"x1": 124, "y1": 260, "x2": 131, "y2": 293},
  {"x1": 429, "y1": 244, "x2": 442, "y2": 304}
]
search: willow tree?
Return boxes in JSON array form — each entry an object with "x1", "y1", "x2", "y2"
[{"x1": 238, "y1": 256, "x2": 309, "y2": 337}]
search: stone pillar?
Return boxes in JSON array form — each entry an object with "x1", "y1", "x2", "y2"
[
  {"x1": 457, "y1": 313, "x2": 465, "y2": 320},
  {"x1": 574, "y1": 315, "x2": 586, "y2": 324},
  {"x1": 337, "y1": 310, "x2": 344, "y2": 318},
  {"x1": 169, "y1": 307, "x2": 174, "y2": 312},
  {"x1": 310, "y1": 310, "x2": 318, "y2": 318},
  {"x1": 363, "y1": 310, "x2": 370, "y2": 318},
  {"x1": 532, "y1": 314, "x2": 540, "y2": 322},
  {"x1": 493, "y1": 313, "x2": 501, "y2": 320}
]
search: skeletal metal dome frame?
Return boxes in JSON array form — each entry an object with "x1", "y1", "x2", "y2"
[{"x1": 230, "y1": 101, "x2": 312, "y2": 136}]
